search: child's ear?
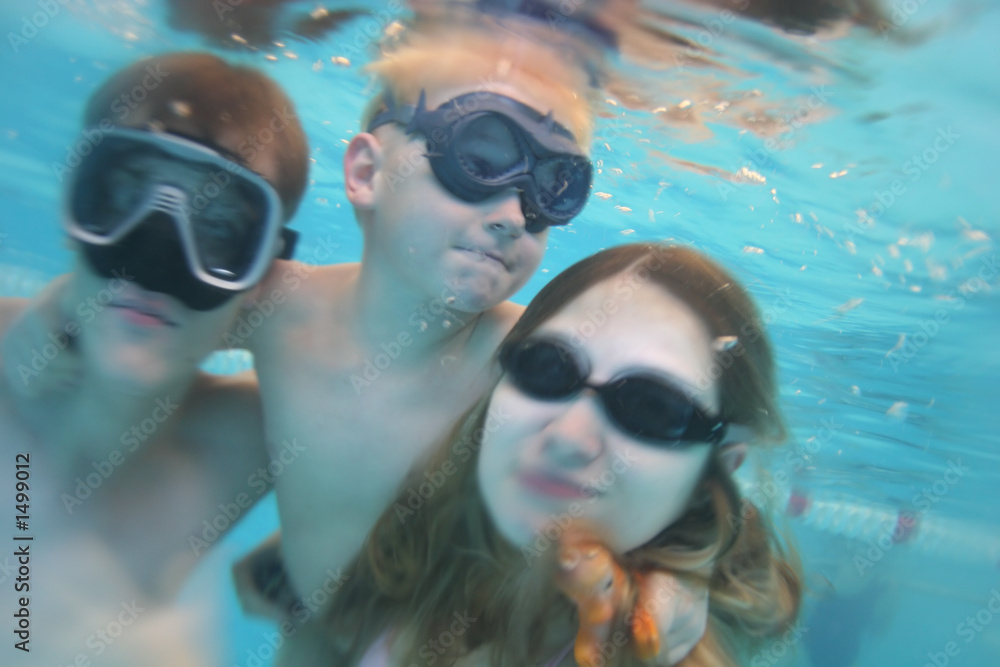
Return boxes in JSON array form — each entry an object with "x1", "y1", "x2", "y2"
[
  {"x1": 717, "y1": 443, "x2": 747, "y2": 473},
  {"x1": 343, "y1": 133, "x2": 382, "y2": 209}
]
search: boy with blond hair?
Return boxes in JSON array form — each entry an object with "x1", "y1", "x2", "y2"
[{"x1": 236, "y1": 16, "x2": 707, "y2": 664}]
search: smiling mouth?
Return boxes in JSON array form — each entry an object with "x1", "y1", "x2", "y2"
[
  {"x1": 109, "y1": 302, "x2": 178, "y2": 327},
  {"x1": 519, "y1": 470, "x2": 594, "y2": 501},
  {"x1": 457, "y1": 246, "x2": 507, "y2": 269}
]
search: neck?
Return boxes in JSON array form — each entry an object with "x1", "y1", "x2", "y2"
[{"x1": 351, "y1": 257, "x2": 483, "y2": 361}]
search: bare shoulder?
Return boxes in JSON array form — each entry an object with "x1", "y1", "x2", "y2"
[
  {"x1": 177, "y1": 371, "x2": 267, "y2": 465},
  {"x1": 249, "y1": 260, "x2": 358, "y2": 333},
  {"x1": 0, "y1": 297, "x2": 29, "y2": 337},
  {"x1": 234, "y1": 261, "x2": 356, "y2": 358},
  {"x1": 470, "y1": 299, "x2": 526, "y2": 351},
  {"x1": 181, "y1": 371, "x2": 262, "y2": 434},
  {"x1": 261, "y1": 260, "x2": 356, "y2": 306}
]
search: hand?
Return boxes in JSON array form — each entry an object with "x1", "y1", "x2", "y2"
[
  {"x1": 637, "y1": 571, "x2": 708, "y2": 665},
  {"x1": 0, "y1": 276, "x2": 82, "y2": 398}
]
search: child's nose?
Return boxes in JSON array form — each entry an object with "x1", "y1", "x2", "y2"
[{"x1": 482, "y1": 189, "x2": 525, "y2": 237}]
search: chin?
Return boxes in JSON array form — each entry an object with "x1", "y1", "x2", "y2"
[
  {"x1": 449, "y1": 280, "x2": 513, "y2": 314},
  {"x1": 98, "y1": 354, "x2": 176, "y2": 395},
  {"x1": 83, "y1": 334, "x2": 181, "y2": 394},
  {"x1": 486, "y1": 498, "x2": 544, "y2": 548}
]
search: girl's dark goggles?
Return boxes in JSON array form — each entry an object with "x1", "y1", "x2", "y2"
[
  {"x1": 367, "y1": 90, "x2": 593, "y2": 233},
  {"x1": 498, "y1": 338, "x2": 728, "y2": 447}
]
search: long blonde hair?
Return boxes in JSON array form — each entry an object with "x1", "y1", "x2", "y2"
[{"x1": 288, "y1": 244, "x2": 801, "y2": 666}]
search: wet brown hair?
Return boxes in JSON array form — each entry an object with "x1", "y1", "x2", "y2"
[
  {"x1": 84, "y1": 52, "x2": 309, "y2": 221},
  {"x1": 284, "y1": 243, "x2": 800, "y2": 666}
]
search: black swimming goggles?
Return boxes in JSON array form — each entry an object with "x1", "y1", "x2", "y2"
[
  {"x1": 367, "y1": 90, "x2": 593, "y2": 234},
  {"x1": 65, "y1": 127, "x2": 297, "y2": 293},
  {"x1": 499, "y1": 338, "x2": 728, "y2": 447}
]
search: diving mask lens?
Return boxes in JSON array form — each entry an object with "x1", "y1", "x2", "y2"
[{"x1": 67, "y1": 128, "x2": 288, "y2": 291}]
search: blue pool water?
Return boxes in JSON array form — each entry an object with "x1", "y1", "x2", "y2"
[{"x1": 0, "y1": 1, "x2": 997, "y2": 665}]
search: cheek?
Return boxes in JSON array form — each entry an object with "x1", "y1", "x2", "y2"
[
  {"x1": 516, "y1": 235, "x2": 546, "y2": 271},
  {"x1": 604, "y1": 450, "x2": 710, "y2": 549}
]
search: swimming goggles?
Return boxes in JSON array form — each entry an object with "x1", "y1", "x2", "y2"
[
  {"x1": 66, "y1": 127, "x2": 297, "y2": 292},
  {"x1": 499, "y1": 338, "x2": 728, "y2": 447},
  {"x1": 367, "y1": 90, "x2": 593, "y2": 233}
]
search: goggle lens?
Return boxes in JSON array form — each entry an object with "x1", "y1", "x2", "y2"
[
  {"x1": 499, "y1": 338, "x2": 727, "y2": 447},
  {"x1": 190, "y1": 179, "x2": 269, "y2": 280},
  {"x1": 453, "y1": 115, "x2": 529, "y2": 180}
]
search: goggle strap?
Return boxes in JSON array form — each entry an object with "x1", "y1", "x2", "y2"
[
  {"x1": 408, "y1": 89, "x2": 429, "y2": 136},
  {"x1": 366, "y1": 88, "x2": 418, "y2": 133},
  {"x1": 542, "y1": 110, "x2": 555, "y2": 133},
  {"x1": 278, "y1": 228, "x2": 299, "y2": 260}
]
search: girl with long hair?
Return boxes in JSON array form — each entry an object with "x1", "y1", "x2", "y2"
[{"x1": 284, "y1": 243, "x2": 802, "y2": 666}]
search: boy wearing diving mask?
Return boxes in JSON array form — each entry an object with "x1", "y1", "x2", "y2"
[{"x1": 0, "y1": 52, "x2": 306, "y2": 663}]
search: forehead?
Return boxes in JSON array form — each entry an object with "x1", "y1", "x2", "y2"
[
  {"x1": 425, "y1": 77, "x2": 578, "y2": 139},
  {"x1": 534, "y1": 274, "x2": 719, "y2": 408},
  {"x1": 387, "y1": 39, "x2": 591, "y2": 144}
]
